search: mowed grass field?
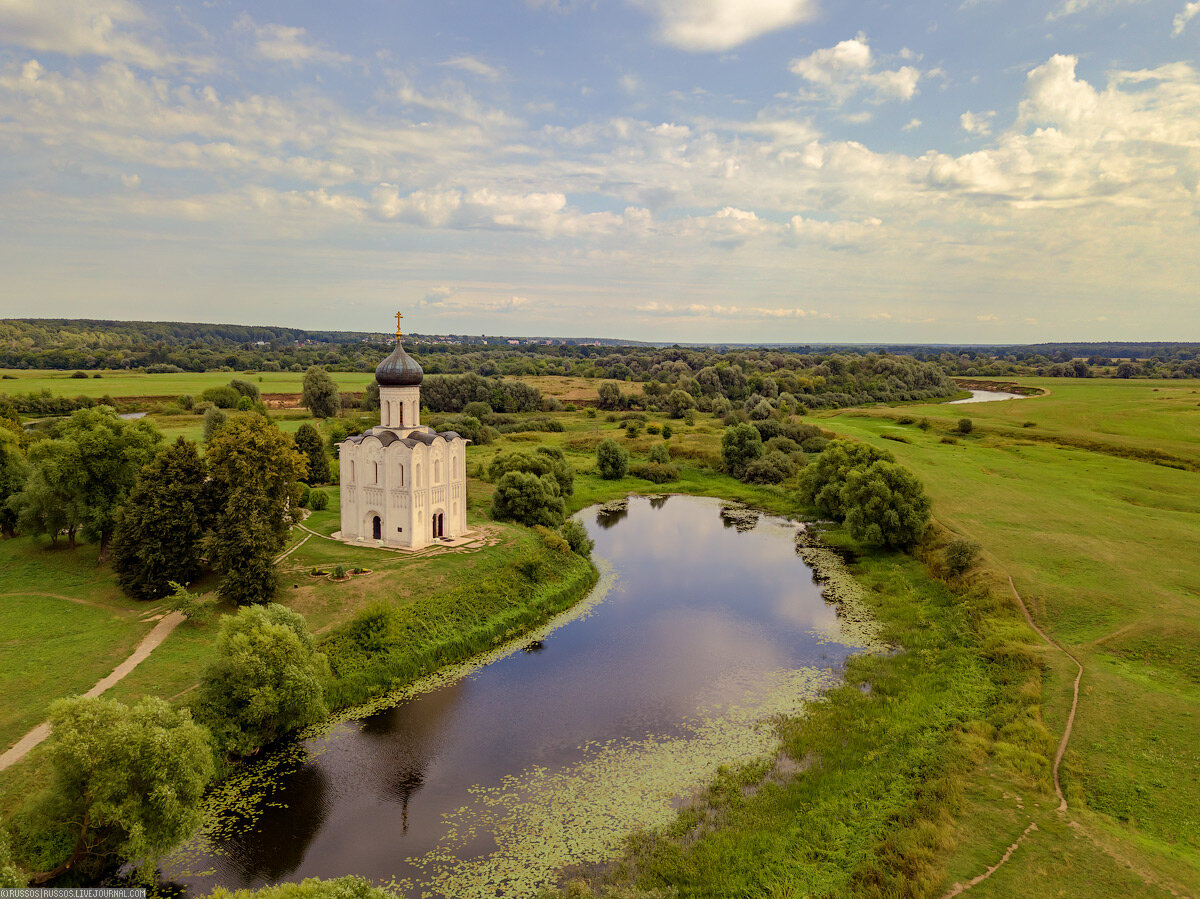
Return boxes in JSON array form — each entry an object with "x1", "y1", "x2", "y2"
[
  {"x1": 816, "y1": 380, "x2": 1200, "y2": 893},
  {"x1": 0, "y1": 368, "x2": 375, "y2": 400}
]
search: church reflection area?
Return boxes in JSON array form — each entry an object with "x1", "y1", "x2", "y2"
[
  {"x1": 192, "y1": 679, "x2": 467, "y2": 891},
  {"x1": 359, "y1": 680, "x2": 467, "y2": 834},
  {"x1": 220, "y1": 762, "x2": 331, "y2": 886}
]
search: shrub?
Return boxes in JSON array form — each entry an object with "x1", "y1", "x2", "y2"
[
  {"x1": 70, "y1": 370, "x2": 89, "y2": 379},
  {"x1": 597, "y1": 438, "x2": 629, "y2": 480},
  {"x1": 956, "y1": 418, "x2": 974, "y2": 435},
  {"x1": 918, "y1": 418, "x2": 932, "y2": 431},
  {"x1": 229, "y1": 378, "x2": 260, "y2": 400},
  {"x1": 178, "y1": 394, "x2": 195, "y2": 411},
  {"x1": 490, "y1": 470, "x2": 565, "y2": 527},
  {"x1": 202, "y1": 385, "x2": 241, "y2": 409},
  {"x1": 841, "y1": 460, "x2": 931, "y2": 548},
  {"x1": 648, "y1": 443, "x2": 671, "y2": 464},
  {"x1": 721, "y1": 423, "x2": 764, "y2": 479},
  {"x1": 463, "y1": 401, "x2": 492, "y2": 419},
  {"x1": 309, "y1": 489, "x2": 329, "y2": 511},
  {"x1": 1023, "y1": 421, "x2": 1037, "y2": 428},
  {"x1": 202, "y1": 406, "x2": 228, "y2": 442},
  {"x1": 630, "y1": 461, "x2": 679, "y2": 483},
  {"x1": 897, "y1": 416, "x2": 915, "y2": 425},
  {"x1": 940, "y1": 436, "x2": 959, "y2": 445},
  {"x1": 488, "y1": 447, "x2": 573, "y2": 496},
  {"x1": 944, "y1": 538, "x2": 982, "y2": 576},
  {"x1": 625, "y1": 423, "x2": 640, "y2": 439},
  {"x1": 536, "y1": 525, "x2": 572, "y2": 555},
  {"x1": 661, "y1": 423, "x2": 672, "y2": 440},
  {"x1": 744, "y1": 450, "x2": 796, "y2": 484},
  {"x1": 560, "y1": 519, "x2": 594, "y2": 557},
  {"x1": 646, "y1": 424, "x2": 660, "y2": 435},
  {"x1": 196, "y1": 604, "x2": 329, "y2": 758}
]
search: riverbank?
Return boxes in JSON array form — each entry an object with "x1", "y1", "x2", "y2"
[{"x1": 544, "y1": 520, "x2": 1055, "y2": 897}]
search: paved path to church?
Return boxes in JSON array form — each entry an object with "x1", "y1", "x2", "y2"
[{"x1": 0, "y1": 610, "x2": 186, "y2": 771}]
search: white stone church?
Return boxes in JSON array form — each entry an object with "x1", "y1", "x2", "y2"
[{"x1": 336, "y1": 317, "x2": 470, "y2": 549}]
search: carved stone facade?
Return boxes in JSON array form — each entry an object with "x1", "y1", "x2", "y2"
[{"x1": 336, "y1": 330, "x2": 469, "y2": 549}]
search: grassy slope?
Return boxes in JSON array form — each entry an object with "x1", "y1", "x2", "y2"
[
  {"x1": 814, "y1": 380, "x2": 1200, "y2": 894},
  {"x1": 0, "y1": 539, "x2": 155, "y2": 748}
]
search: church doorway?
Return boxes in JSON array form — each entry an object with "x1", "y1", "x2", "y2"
[
  {"x1": 432, "y1": 512, "x2": 444, "y2": 539},
  {"x1": 372, "y1": 516, "x2": 382, "y2": 540}
]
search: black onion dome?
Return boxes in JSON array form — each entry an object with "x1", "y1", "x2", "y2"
[{"x1": 375, "y1": 341, "x2": 423, "y2": 387}]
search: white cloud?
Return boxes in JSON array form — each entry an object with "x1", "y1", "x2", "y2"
[
  {"x1": 1173, "y1": 1, "x2": 1200, "y2": 34},
  {"x1": 628, "y1": 0, "x2": 817, "y2": 52},
  {"x1": 960, "y1": 109, "x2": 996, "y2": 135},
  {"x1": 235, "y1": 16, "x2": 352, "y2": 67},
  {"x1": 440, "y1": 56, "x2": 503, "y2": 80},
  {"x1": 903, "y1": 117, "x2": 922, "y2": 131},
  {"x1": 0, "y1": 0, "x2": 181, "y2": 69},
  {"x1": 635, "y1": 301, "x2": 824, "y2": 319},
  {"x1": 789, "y1": 35, "x2": 923, "y2": 104}
]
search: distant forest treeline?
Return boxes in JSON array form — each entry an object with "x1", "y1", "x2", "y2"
[{"x1": 2, "y1": 319, "x2": 1199, "y2": 387}]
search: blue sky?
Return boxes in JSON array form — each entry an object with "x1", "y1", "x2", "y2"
[{"x1": 0, "y1": 0, "x2": 1198, "y2": 342}]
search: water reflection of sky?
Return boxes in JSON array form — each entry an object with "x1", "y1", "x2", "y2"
[{"x1": 174, "y1": 495, "x2": 867, "y2": 897}]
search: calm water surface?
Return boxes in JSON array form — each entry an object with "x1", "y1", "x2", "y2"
[
  {"x1": 948, "y1": 389, "x2": 1026, "y2": 404},
  {"x1": 170, "y1": 495, "x2": 872, "y2": 897}
]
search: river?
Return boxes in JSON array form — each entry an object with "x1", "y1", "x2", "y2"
[
  {"x1": 167, "y1": 495, "x2": 876, "y2": 898},
  {"x1": 947, "y1": 389, "x2": 1026, "y2": 404}
]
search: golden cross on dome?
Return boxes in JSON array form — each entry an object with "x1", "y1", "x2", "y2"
[{"x1": 395, "y1": 311, "x2": 404, "y2": 340}]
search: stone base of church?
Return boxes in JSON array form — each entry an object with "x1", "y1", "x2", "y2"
[{"x1": 330, "y1": 529, "x2": 479, "y2": 553}]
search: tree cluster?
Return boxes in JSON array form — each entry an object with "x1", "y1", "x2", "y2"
[{"x1": 798, "y1": 439, "x2": 931, "y2": 547}]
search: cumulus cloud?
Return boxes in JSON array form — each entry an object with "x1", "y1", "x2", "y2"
[
  {"x1": 960, "y1": 109, "x2": 996, "y2": 135},
  {"x1": 235, "y1": 16, "x2": 352, "y2": 66},
  {"x1": 0, "y1": 0, "x2": 183, "y2": 69},
  {"x1": 628, "y1": 0, "x2": 818, "y2": 52},
  {"x1": 789, "y1": 35, "x2": 922, "y2": 103},
  {"x1": 1173, "y1": 1, "x2": 1200, "y2": 34}
]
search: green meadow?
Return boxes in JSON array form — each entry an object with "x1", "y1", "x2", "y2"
[
  {"x1": 1, "y1": 375, "x2": 1197, "y2": 896},
  {"x1": 810, "y1": 380, "x2": 1200, "y2": 894}
]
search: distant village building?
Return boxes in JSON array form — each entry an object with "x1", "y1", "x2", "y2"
[{"x1": 335, "y1": 314, "x2": 470, "y2": 549}]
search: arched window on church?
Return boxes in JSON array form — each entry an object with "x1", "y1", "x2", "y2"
[
  {"x1": 434, "y1": 458, "x2": 441, "y2": 483},
  {"x1": 415, "y1": 463, "x2": 422, "y2": 487},
  {"x1": 373, "y1": 461, "x2": 379, "y2": 484},
  {"x1": 348, "y1": 460, "x2": 355, "y2": 483},
  {"x1": 398, "y1": 403, "x2": 404, "y2": 427},
  {"x1": 398, "y1": 463, "x2": 405, "y2": 486}
]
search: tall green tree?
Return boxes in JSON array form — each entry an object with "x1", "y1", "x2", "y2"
[
  {"x1": 52, "y1": 409, "x2": 162, "y2": 557},
  {"x1": 0, "y1": 429, "x2": 28, "y2": 538},
  {"x1": 302, "y1": 366, "x2": 341, "y2": 419},
  {"x1": 841, "y1": 460, "x2": 931, "y2": 548},
  {"x1": 13, "y1": 439, "x2": 87, "y2": 547},
  {"x1": 110, "y1": 438, "x2": 211, "y2": 600},
  {"x1": 25, "y1": 696, "x2": 212, "y2": 883},
  {"x1": 196, "y1": 604, "x2": 329, "y2": 758},
  {"x1": 205, "y1": 414, "x2": 305, "y2": 604},
  {"x1": 798, "y1": 439, "x2": 894, "y2": 519},
  {"x1": 294, "y1": 423, "x2": 330, "y2": 485},
  {"x1": 721, "y1": 423, "x2": 764, "y2": 480}
]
